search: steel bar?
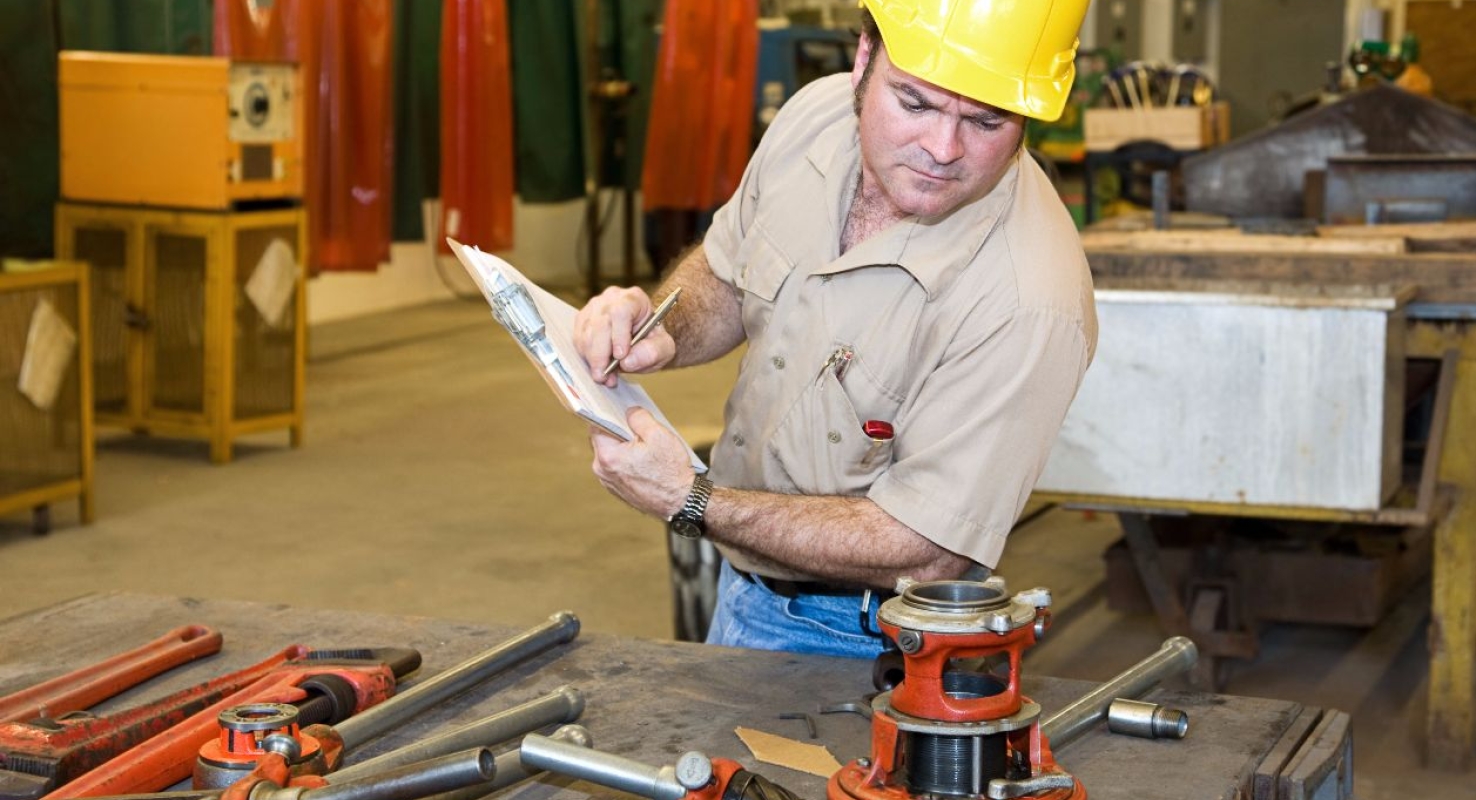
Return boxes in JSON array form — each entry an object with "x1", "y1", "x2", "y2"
[
  {"x1": 332, "y1": 687, "x2": 584, "y2": 783},
  {"x1": 520, "y1": 733, "x2": 686, "y2": 800},
  {"x1": 287, "y1": 750, "x2": 494, "y2": 800},
  {"x1": 1041, "y1": 636, "x2": 1197, "y2": 750},
  {"x1": 334, "y1": 613, "x2": 579, "y2": 751}
]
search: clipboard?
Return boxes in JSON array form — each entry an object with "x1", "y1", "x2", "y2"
[{"x1": 448, "y1": 239, "x2": 707, "y2": 472}]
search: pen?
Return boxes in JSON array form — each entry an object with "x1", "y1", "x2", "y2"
[{"x1": 603, "y1": 287, "x2": 682, "y2": 377}]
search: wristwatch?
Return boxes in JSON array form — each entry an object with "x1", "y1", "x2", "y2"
[{"x1": 667, "y1": 474, "x2": 714, "y2": 540}]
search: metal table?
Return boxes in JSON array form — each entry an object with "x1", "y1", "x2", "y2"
[{"x1": 0, "y1": 593, "x2": 1348, "y2": 800}]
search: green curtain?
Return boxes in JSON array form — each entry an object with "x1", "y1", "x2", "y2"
[
  {"x1": 0, "y1": 2, "x2": 61, "y2": 258},
  {"x1": 509, "y1": 0, "x2": 587, "y2": 203},
  {"x1": 392, "y1": 0, "x2": 442, "y2": 240},
  {"x1": 57, "y1": 0, "x2": 213, "y2": 54}
]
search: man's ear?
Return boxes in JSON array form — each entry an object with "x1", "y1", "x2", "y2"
[{"x1": 851, "y1": 32, "x2": 876, "y2": 90}]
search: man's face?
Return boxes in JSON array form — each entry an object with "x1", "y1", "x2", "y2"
[{"x1": 850, "y1": 34, "x2": 1025, "y2": 220}]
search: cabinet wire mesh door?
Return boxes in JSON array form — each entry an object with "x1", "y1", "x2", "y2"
[
  {"x1": 0, "y1": 265, "x2": 94, "y2": 531},
  {"x1": 55, "y1": 203, "x2": 305, "y2": 464}
]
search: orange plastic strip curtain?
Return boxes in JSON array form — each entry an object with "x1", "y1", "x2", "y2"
[
  {"x1": 438, "y1": 0, "x2": 515, "y2": 252},
  {"x1": 641, "y1": 0, "x2": 759, "y2": 212},
  {"x1": 215, "y1": 0, "x2": 394, "y2": 273}
]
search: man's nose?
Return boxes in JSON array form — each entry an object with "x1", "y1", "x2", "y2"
[{"x1": 920, "y1": 119, "x2": 964, "y2": 165}]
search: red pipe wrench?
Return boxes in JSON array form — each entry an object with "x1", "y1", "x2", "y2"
[
  {"x1": 40, "y1": 649, "x2": 418, "y2": 800},
  {"x1": 0, "y1": 627, "x2": 223, "y2": 724}
]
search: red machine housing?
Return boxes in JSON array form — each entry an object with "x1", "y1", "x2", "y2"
[{"x1": 828, "y1": 579, "x2": 1085, "y2": 800}]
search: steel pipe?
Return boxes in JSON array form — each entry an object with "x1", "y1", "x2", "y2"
[
  {"x1": 1106, "y1": 699, "x2": 1189, "y2": 740},
  {"x1": 331, "y1": 687, "x2": 584, "y2": 783},
  {"x1": 520, "y1": 733, "x2": 687, "y2": 800},
  {"x1": 334, "y1": 613, "x2": 580, "y2": 751},
  {"x1": 422, "y1": 724, "x2": 594, "y2": 800},
  {"x1": 1040, "y1": 636, "x2": 1197, "y2": 750},
  {"x1": 276, "y1": 750, "x2": 495, "y2": 800}
]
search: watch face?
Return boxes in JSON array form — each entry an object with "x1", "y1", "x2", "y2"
[{"x1": 669, "y1": 517, "x2": 703, "y2": 540}]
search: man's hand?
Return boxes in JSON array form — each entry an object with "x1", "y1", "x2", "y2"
[
  {"x1": 574, "y1": 286, "x2": 678, "y2": 388},
  {"x1": 590, "y1": 408, "x2": 696, "y2": 519}
]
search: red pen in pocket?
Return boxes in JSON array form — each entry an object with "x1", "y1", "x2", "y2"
[{"x1": 863, "y1": 420, "x2": 894, "y2": 466}]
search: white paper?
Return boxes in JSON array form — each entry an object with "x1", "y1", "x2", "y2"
[
  {"x1": 18, "y1": 299, "x2": 78, "y2": 412},
  {"x1": 447, "y1": 238, "x2": 707, "y2": 472},
  {"x1": 245, "y1": 238, "x2": 298, "y2": 328}
]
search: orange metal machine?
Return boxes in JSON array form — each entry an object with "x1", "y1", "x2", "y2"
[{"x1": 58, "y1": 51, "x2": 302, "y2": 209}]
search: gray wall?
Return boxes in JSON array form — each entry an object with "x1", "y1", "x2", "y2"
[{"x1": 1218, "y1": 0, "x2": 1347, "y2": 137}]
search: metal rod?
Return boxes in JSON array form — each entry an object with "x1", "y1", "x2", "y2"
[
  {"x1": 1041, "y1": 636, "x2": 1197, "y2": 750},
  {"x1": 332, "y1": 687, "x2": 584, "y2": 782},
  {"x1": 334, "y1": 612, "x2": 580, "y2": 751},
  {"x1": 289, "y1": 750, "x2": 494, "y2": 800},
  {"x1": 419, "y1": 725, "x2": 594, "y2": 800},
  {"x1": 520, "y1": 733, "x2": 687, "y2": 800}
]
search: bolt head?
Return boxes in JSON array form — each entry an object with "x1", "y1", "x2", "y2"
[
  {"x1": 857, "y1": 758, "x2": 872, "y2": 768},
  {"x1": 897, "y1": 630, "x2": 923, "y2": 654},
  {"x1": 675, "y1": 752, "x2": 713, "y2": 789}
]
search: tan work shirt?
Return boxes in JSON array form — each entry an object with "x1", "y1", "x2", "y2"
[{"x1": 702, "y1": 74, "x2": 1097, "y2": 579}]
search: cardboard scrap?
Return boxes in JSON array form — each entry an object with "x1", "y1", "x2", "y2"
[
  {"x1": 734, "y1": 726, "x2": 843, "y2": 779},
  {"x1": 18, "y1": 299, "x2": 77, "y2": 411},
  {"x1": 245, "y1": 237, "x2": 298, "y2": 328}
]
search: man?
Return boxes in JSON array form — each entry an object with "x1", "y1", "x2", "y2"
[{"x1": 573, "y1": 0, "x2": 1096, "y2": 658}]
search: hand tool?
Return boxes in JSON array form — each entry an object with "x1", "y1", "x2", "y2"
[
  {"x1": 42, "y1": 646, "x2": 422, "y2": 800},
  {"x1": 0, "y1": 626, "x2": 223, "y2": 724},
  {"x1": 830, "y1": 577, "x2": 1084, "y2": 800},
  {"x1": 1038, "y1": 636, "x2": 1197, "y2": 750},
  {"x1": 776, "y1": 712, "x2": 816, "y2": 740},
  {"x1": 520, "y1": 732, "x2": 805, "y2": 800},
  {"x1": 603, "y1": 288, "x2": 681, "y2": 377},
  {"x1": 0, "y1": 645, "x2": 415, "y2": 800},
  {"x1": 185, "y1": 613, "x2": 580, "y2": 791}
]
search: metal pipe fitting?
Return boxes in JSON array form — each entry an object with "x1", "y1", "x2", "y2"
[
  {"x1": 1040, "y1": 636, "x2": 1197, "y2": 750},
  {"x1": 1106, "y1": 699, "x2": 1189, "y2": 740},
  {"x1": 520, "y1": 733, "x2": 687, "y2": 800},
  {"x1": 334, "y1": 613, "x2": 580, "y2": 751},
  {"x1": 427, "y1": 725, "x2": 593, "y2": 800},
  {"x1": 331, "y1": 687, "x2": 584, "y2": 783},
  {"x1": 281, "y1": 750, "x2": 495, "y2": 800}
]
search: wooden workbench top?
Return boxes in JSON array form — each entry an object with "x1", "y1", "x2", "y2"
[{"x1": 0, "y1": 594, "x2": 1332, "y2": 800}]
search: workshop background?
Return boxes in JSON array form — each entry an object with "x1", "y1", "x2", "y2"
[{"x1": 3, "y1": 1, "x2": 1476, "y2": 799}]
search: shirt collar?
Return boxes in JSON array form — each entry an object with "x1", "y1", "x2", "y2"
[{"x1": 803, "y1": 118, "x2": 1020, "y2": 301}]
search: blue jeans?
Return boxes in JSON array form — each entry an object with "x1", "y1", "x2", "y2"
[{"x1": 705, "y1": 561, "x2": 890, "y2": 659}]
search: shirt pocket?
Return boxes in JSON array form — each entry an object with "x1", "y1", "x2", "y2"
[
  {"x1": 735, "y1": 227, "x2": 794, "y2": 339},
  {"x1": 765, "y1": 362, "x2": 898, "y2": 497}
]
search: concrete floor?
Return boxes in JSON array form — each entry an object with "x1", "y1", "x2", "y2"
[{"x1": 1, "y1": 298, "x2": 1468, "y2": 799}]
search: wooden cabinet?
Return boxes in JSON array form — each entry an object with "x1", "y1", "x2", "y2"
[
  {"x1": 55, "y1": 202, "x2": 306, "y2": 463},
  {"x1": 0, "y1": 263, "x2": 93, "y2": 530}
]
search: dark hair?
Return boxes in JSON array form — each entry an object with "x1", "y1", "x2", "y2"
[{"x1": 854, "y1": 8, "x2": 884, "y2": 115}]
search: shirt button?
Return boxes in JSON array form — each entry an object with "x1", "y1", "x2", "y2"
[
  {"x1": 772, "y1": 356, "x2": 786, "y2": 369},
  {"x1": 732, "y1": 433, "x2": 745, "y2": 447},
  {"x1": 821, "y1": 275, "x2": 832, "y2": 283},
  {"x1": 828, "y1": 430, "x2": 842, "y2": 444}
]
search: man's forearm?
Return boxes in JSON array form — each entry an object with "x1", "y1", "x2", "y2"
[
  {"x1": 702, "y1": 487, "x2": 972, "y2": 588},
  {"x1": 657, "y1": 246, "x2": 746, "y2": 368}
]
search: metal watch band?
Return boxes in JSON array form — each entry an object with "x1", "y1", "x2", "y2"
[{"x1": 674, "y1": 474, "x2": 714, "y2": 526}]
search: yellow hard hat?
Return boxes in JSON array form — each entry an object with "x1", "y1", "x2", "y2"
[{"x1": 859, "y1": 0, "x2": 1087, "y2": 121}]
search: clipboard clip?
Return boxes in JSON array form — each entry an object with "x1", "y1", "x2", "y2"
[{"x1": 491, "y1": 283, "x2": 547, "y2": 348}]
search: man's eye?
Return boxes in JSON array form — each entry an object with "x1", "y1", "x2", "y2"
[
  {"x1": 903, "y1": 102, "x2": 928, "y2": 113},
  {"x1": 970, "y1": 118, "x2": 1005, "y2": 131}
]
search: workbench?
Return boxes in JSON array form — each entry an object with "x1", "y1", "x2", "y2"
[
  {"x1": 1080, "y1": 246, "x2": 1476, "y2": 770},
  {"x1": 0, "y1": 593, "x2": 1349, "y2": 800}
]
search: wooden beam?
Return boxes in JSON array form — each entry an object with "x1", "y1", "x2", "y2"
[
  {"x1": 1086, "y1": 249, "x2": 1476, "y2": 305},
  {"x1": 1081, "y1": 230, "x2": 1407, "y2": 255}
]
